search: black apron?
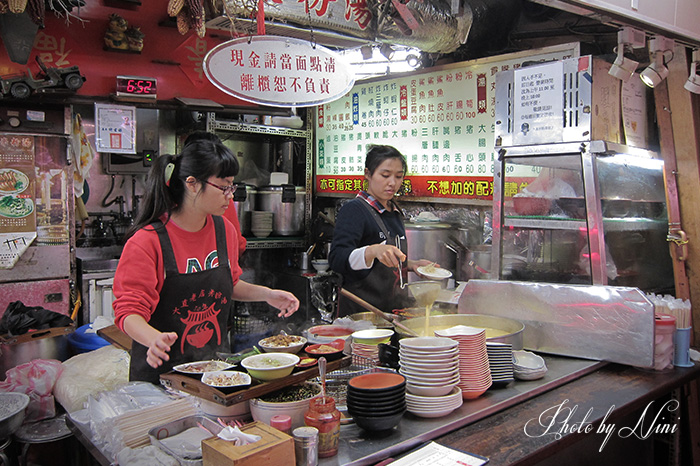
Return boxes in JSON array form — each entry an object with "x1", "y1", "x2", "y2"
[
  {"x1": 130, "y1": 216, "x2": 234, "y2": 384},
  {"x1": 339, "y1": 201, "x2": 410, "y2": 316}
]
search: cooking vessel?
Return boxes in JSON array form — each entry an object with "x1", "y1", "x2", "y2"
[
  {"x1": 232, "y1": 183, "x2": 256, "y2": 235},
  {"x1": 0, "y1": 392, "x2": 29, "y2": 438},
  {"x1": 405, "y1": 222, "x2": 456, "y2": 282},
  {"x1": 0, "y1": 325, "x2": 74, "y2": 377},
  {"x1": 349, "y1": 311, "x2": 405, "y2": 329},
  {"x1": 396, "y1": 314, "x2": 524, "y2": 349},
  {"x1": 257, "y1": 185, "x2": 305, "y2": 236}
]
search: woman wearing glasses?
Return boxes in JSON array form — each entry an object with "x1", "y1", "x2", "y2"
[
  {"x1": 113, "y1": 138, "x2": 299, "y2": 384},
  {"x1": 329, "y1": 145, "x2": 434, "y2": 316}
]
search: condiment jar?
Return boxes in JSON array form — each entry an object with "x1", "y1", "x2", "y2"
[
  {"x1": 654, "y1": 314, "x2": 676, "y2": 371},
  {"x1": 293, "y1": 426, "x2": 319, "y2": 466},
  {"x1": 304, "y1": 396, "x2": 340, "y2": 458}
]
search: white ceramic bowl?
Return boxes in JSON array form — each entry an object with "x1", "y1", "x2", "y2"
[
  {"x1": 406, "y1": 381, "x2": 459, "y2": 397},
  {"x1": 241, "y1": 353, "x2": 300, "y2": 381},
  {"x1": 311, "y1": 259, "x2": 330, "y2": 273},
  {"x1": 258, "y1": 335, "x2": 307, "y2": 354},
  {"x1": 352, "y1": 329, "x2": 394, "y2": 345},
  {"x1": 201, "y1": 370, "x2": 251, "y2": 388},
  {"x1": 399, "y1": 336, "x2": 458, "y2": 351},
  {"x1": 249, "y1": 382, "x2": 321, "y2": 430}
]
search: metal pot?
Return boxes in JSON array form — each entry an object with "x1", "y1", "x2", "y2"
[
  {"x1": 397, "y1": 314, "x2": 525, "y2": 349},
  {"x1": 232, "y1": 184, "x2": 256, "y2": 235},
  {"x1": 0, "y1": 326, "x2": 73, "y2": 376},
  {"x1": 405, "y1": 222, "x2": 456, "y2": 281},
  {"x1": 257, "y1": 185, "x2": 306, "y2": 236}
]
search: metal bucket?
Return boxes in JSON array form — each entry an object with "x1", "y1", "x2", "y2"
[
  {"x1": 396, "y1": 314, "x2": 524, "y2": 349},
  {"x1": 0, "y1": 326, "x2": 74, "y2": 377}
]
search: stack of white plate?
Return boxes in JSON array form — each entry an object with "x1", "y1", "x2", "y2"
[
  {"x1": 405, "y1": 386, "x2": 463, "y2": 418},
  {"x1": 398, "y1": 337, "x2": 460, "y2": 398},
  {"x1": 251, "y1": 211, "x2": 273, "y2": 237},
  {"x1": 435, "y1": 325, "x2": 492, "y2": 400},
  {"x1": 486, "y1": 342, "x2": 514, "y2": 386}
]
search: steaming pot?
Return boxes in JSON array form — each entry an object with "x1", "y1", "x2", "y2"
[
  {"x1": 257, "y1": 185, "x2": 305, "y2": 236},
  {"x1": 232, "y1": 184, "x2": 256, "y2": 235},
  {"x1": 405, "y1": 222, "x2": 456, "y2": 281}
]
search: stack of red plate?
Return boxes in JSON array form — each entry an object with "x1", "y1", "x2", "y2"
[
  {"x1": 346, "y1": 373, "x2": 406, "y2": 431},
  {"x1": 435, "y1": 325, "x2": 492, "y2": 399}
]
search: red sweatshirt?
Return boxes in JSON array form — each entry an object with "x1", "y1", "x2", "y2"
[{"x1": 113, "y1": 215, "x2": 243, "y2": 331}]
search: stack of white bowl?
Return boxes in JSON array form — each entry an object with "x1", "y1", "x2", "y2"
[
  {"x1": 398, "y1": 336, "x2": 463, "y2": 418},
  {"x1": 435, "y1": 325, "x2": 492, "y2": 400},
  {"x1": 251, "y1": 211, "x2": 273, "y2": 237},
  {"x1": 486, "y1": 342, "x2": 514, "y2": 386},
  {"x1": 513, "y1": 350, "x2": 547, "y2": 380}
]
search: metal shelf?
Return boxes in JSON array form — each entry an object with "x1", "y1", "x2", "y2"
[
  {"x1": 208, "y1": 119, "x2": 309, "y2": 138},
  {"x1": 503, "y1": 216, "x2": 667, "y2": 232},
  {"x1": 245, "y1": 237, "x2": 306, "y2": 249}
]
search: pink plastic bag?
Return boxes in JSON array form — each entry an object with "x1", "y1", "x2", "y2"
[{"x1": 0, "y1": 359, "x2": 64, "y2": 422}]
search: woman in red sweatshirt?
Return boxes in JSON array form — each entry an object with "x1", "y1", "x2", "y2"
[{"x1": 113, "y1": 137, "x2": 298, "y2": 384}]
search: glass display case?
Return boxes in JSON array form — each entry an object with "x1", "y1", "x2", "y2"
[{"x1": 491, "y1": 140, "x2": 673, "y2": 293}]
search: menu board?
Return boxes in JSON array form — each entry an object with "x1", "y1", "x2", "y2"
[
  {"x1": 0, "y1": 136, "x2": 36, "y2": 269},
  {"x1": 314, "y1": 43, "x2": 580, "y2": 201}
]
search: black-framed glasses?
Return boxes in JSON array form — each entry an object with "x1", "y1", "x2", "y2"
[{"x1": 204, "y1": 180, "x2": 237, "y2": 196}]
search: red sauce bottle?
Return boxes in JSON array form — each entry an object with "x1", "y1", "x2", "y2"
[{"x1": 304, "y1": 396, "x2": 340, "y2": 458}]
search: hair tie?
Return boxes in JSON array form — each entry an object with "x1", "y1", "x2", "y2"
[{"x1": 164, "y1": 162, "x2": 175, "y2": 187}]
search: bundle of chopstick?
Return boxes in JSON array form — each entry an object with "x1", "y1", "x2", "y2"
[
  {"x1": 114, "y1": 397, "x2": 199, "y2": 449},
  {"x1": 647, "y1": 293, "x2": 693, "y2": 329}
]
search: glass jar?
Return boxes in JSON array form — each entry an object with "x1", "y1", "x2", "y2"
[
  {"x1": 654, "y1": 314, "x2": 676, "y2": 371},
  {"x1": 304, "y1": 396, "x2": 340, "y2": 458}
]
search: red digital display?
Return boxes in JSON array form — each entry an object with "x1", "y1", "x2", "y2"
[{"x1": 116, "y1": 76, "x2": 157, "y2": 98}]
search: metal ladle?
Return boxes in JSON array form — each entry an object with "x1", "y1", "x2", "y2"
[{"x1": 318, "y1": 356, "x2": 327, "y2": 400}]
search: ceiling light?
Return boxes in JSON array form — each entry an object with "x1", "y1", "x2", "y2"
[
  {"x1": 684, "y1": 49, "x2": 700, "y2": 94},
  {"x1": 640, "y1": 35, "x2": 674, "y2": 88},
  {"x1": 608, "y1": 27, "x2": 644, "y2": 81},
  {"x1": 608, "y1": 49, "x2": 638, "y2": 81},
  {"x1": 380, "y1": 44, "x2": 395, "y2": 60},
  {"x1": 406, "y1": 54, "x2": 420, "y2": 68}
]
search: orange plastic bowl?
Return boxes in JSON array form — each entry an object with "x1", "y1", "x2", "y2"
[{"x1": 348, "y1": 373, "x2": 406, "y2": 391}]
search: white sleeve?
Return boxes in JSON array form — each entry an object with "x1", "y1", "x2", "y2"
[{"x1": 348, "y1": 240, "x2": 387, "y2": 270}]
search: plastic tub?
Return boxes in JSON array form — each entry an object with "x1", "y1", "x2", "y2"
[
  {"x1": 66, "y1": 324, "x2": 110, "y2": 354},
  {"x1": 149, "y1": 415, "x2": 222, "y2": 466}
]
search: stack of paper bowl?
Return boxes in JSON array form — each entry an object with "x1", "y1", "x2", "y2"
[
  {"x1": 351, "y1": 329, "x2": 394, "y2": 365},
  {"x1": 346, "y1": 373, "x2": 406, "y2": 431},
  {"x1": 435, "y1": 325, "x2": 492, "y2": 400},
  {"x1": 405, "y1": 386, "x2": 463, "y2": 418},
  {"x1": 251, "y1": 211, "x2": 273, "y2": 237},
  {"x1": 486, "y1": 342, "x2": 514, "y2": 386},
  {"x1": 398, "y1": 337, "x2": 460, "y2": 398}
]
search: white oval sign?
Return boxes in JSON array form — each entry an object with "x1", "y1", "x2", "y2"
[{"x1": 204, "y1": 36, "x2": 356, "y2": 108}]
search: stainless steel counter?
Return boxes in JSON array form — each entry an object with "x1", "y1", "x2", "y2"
[{"x1": 321, "y1": 355, "x2": 605, "y2": 466}]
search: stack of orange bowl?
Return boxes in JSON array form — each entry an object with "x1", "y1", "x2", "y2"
[
  {"x1": 435, "y1": 325, "x2": 492, "y2": 399},
  {"x1": 346, "y1": 373, "x2": 406, "y2": 432},
  {"x1": 351, "y1": 329, "x2": 393, "y2": 365}
]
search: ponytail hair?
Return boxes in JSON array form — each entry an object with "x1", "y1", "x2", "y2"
[{"x1": 124, "y1": 137, "x2": 239, "y2": 240}]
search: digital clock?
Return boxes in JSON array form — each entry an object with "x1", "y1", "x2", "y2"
[{"x1": 115, "y1": 75, "x2": 157, "y2": 99}]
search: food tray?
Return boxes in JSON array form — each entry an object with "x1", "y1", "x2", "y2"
[{"x1": 160, "y1": 355, "x2": 351, "y2": 406}]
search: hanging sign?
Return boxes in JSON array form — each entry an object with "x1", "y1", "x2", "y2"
[{"x1": 203, "y1": 36, "x2": 355, "y2": 108}]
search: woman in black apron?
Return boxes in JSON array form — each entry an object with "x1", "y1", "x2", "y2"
[
  {"x1": 112, "y1": 137, "x2": 299, "y2": 384},
  {"x1": 329, "y1": 145, "x2": 434, "y2": 316}
]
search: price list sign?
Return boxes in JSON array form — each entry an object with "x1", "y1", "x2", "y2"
[{"x1": 315, "y1": 43, "x2": 579, "y2": 200}]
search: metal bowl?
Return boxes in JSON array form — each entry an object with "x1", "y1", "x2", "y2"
[
  {"x1": 0, "y1": 392, "x2": 29, "y2": 439},
  {"x1": 397, "y1": 314, "x2": 525, "y2": 349}
]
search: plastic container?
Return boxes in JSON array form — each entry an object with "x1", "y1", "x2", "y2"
[
  {"x1": 654, "y1": 314, "x2": 676, "y2": 371},
  {"x1": 304, "y1": 396, "x2": 340, "y2": 458},
  {"x1": 149, "y1": 415, "x2": 222, "y2": 466},
  {"x1": 66, "y1": 324, "x2": 110, "y2": 354},
  {"x1": 270, "y1": 414, "x2": 292, "y2": 435}
]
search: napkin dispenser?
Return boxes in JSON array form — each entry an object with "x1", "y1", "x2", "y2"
[{"x1": 202, "y1": 421, "x2": 294, "y2": 466}]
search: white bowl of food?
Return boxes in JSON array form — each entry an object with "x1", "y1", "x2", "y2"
[
  {"x1": 201, "y1": 370, "x2": 252, "y2": 389},
  {"x1": 241, "y1": 353, "x2": 300, "y2": 381},
  {"x1": 258, "y1": 334, "x2": 307, "y2": 354}
]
